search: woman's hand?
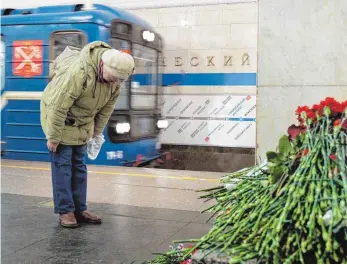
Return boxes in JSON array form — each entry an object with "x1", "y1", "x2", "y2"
[
  {"x1": 93, "y1": 132, "x2": 102, "y2": 138},
  {"x1": 47, "y1": 141, "x2": 59, "y2": 152}
]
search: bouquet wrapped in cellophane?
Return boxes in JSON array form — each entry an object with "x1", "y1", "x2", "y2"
[{"x1": 147, "y1": 97, "x2": 347, "y2": 264}]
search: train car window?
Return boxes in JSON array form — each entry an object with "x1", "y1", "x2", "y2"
[
  {"x1": 107, "y1": 114, "x2": 157, "y2": 143},
  {"x1": 50, "y1": 31, "x2": 86, "y2": 60},
  {"x1": 107, "y1": 114, "x2": 131, "y2": 142},
  {"x1": 108, "y1": 39, "x2": 159, "y2": 142},
  {"x1": 110, "y1": 38, "x2": 131, "y2": 54},
  {"x1": 0, "y1": 38, "x2": 5, "y2": 90},
  {"x1": 130, "y1": 115, "x2": 157, "y2": 138},
  {"x1": 131, "y1": 44, "x2": 157, "y2": 110},
  {"x1": 110, "y1": 39, "x2": 131, "y2": 110}
]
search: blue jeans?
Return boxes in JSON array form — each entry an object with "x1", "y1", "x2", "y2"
[{"x1": 50, "y1": 144, "x2": 87, "y2": 214}]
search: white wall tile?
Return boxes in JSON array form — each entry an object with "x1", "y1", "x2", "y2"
[
  {"x1": 190, "y1": 25, "x2": 231, "y2": 49},
  {"x1": 130, "y1": 9, "x2": 159, "y2": 27},
  {"x1": 156, "y1": 27, "x2": 192, "y2": 51},
  {"x1": 256, "y1": 0, "x2": 347, "y2": 159},
  {"x1": 258, "y1": 0, "x2": 347, "y2": 86},
  {"x1": 130, "y1": 2, "x2": 259, "y2": 81},
  {"x1": 158, "y1": 8, "x2": 189, "y2": 27},
  {"x1": 186, "y1": 4, "x2": 226, "y2": 12},
  {"x1": 157, "y1": 6, "x2": 192, "y2": 14},
  {"x1": 187, "y1": 8, "x2": 223, "y2": 26},
  {"x1": 155, "y1": 27, "x2": 180, "y2": 50},
  {"x1": 222, "y1": 3, "x2": 258, "y2": 24},
  {"x1": 229, "y1": 24, "x2": 258, "y2": 49}
]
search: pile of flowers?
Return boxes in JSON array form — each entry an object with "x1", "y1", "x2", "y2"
[
  {"x1": 146, "y1": 244, "x2": 196, "y2": 264},
  {"x1": 147, "y1": 97, "x2": 347, "y2": 264}
]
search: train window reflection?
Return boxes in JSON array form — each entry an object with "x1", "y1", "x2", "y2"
[
  {"x1": 131, "y1": 44, "x2": 157, "y2": 110},
  {"x1": 51, "y1": 31, "x2": 86, "y2": 60},
  {"x1": 110, "y1": 38, "x2": 130, "y2": 54},
  {"x1": 130, "y1": 116, "x2": 156, "y2": 138},
  {"x1": 110, "y1": 39, "x2": 131, "y2": 110}
]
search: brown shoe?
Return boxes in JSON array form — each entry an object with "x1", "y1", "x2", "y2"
[
  {"x1": 59, "y1": 212, "x2": 79, "y2": 228},
  {"x1": 75, "y1": 210, "x2": 102, "y2": 224}
]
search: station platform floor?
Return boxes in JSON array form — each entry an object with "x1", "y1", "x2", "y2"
[{"x1": 1, "y1": 159, "x2": 222, "y2": 264}]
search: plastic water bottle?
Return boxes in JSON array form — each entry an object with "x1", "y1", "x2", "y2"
[{"x1": 87, "y1": 134, "x2": 105, "y2": 160}]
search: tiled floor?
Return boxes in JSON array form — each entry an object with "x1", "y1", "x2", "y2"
[{"x1": 1, "y1": 160, "x2": 222, "y2": 263}]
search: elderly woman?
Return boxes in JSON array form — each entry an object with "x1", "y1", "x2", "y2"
[{"x1": 40, "y1": 41, "x2": 135, "y2": 228}]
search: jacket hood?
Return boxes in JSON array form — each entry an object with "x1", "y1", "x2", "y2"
[{"x1": 80, "y1": 41, "x2": 112, "y2": 75}]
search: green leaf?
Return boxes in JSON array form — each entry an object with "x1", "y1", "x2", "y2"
[
  {"x1": 260, "y1": 180, "x2": 269, "y2": 187},
  {"x1": 278, "y1": 135, "x2": 292, "y2": 155},
  {"x1": 266, "y1": 151, "x2": 280, "y2": 163},
  {"x1": 278, "y1": 153, "x2": 287, "y2": 162},
  {"x1": 269, "y1": 165, "x2": 286, "y2": 184}
]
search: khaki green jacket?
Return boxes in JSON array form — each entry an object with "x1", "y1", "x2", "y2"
[{"x1": 40, "y1": 41, "x2": 120, "y2": 145}]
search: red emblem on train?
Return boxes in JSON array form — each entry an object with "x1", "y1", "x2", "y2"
[{"x1": 12, "y1": 40, "x2": 43, "y2": 78}]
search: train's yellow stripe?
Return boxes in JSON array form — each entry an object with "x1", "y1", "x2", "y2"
[{"x1": 1, "y1": 164, "x2": 219, "y2": 182}]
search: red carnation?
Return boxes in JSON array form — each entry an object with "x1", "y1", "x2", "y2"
[
  {"x1": 296, "y1": 148, "x2": 309, "y2": 160},
  {"x1": 312, "y1": 104, "x2": 324, "y2": 116},
  {"x1": 320, "y1": 97, "x2": 342, "y2": 115},
  {"x1": 306, "y1": 110, "x2": 316, "y2": 121},
  {"x1": 321, "y1": 97, "x2": 338, "y2": 106},
  {"x1": 295, "y1": 106, "x2": 310, "y2": 115},
  {"x1": 186, "y1": 244, "x2": 198, "y2": 255},
  {"x1": 288, "y1": 124, "x2": 304, "y2": 141},
  {"x1": 330, "y1": 154, "x2": 337, "y2": 161},
  {"x1": 342, "y1": 100, "x2": 347, "y2": 112},
  {"x1": 303, "y1": 149, "x2": 309, "y2": 156},
  {"x1": 334, "y1": 119, "x2": 347, "y2": 129},
  {"x1": 334, "y1": 119, "x2": 341, "y2": 127},
  {"x1": 295, "y1": 106, "x2": 310, "y2": 124},
  {"x1": 331, "y1": 103, "x2": 343, "y2": 114},
  {"x1": 312, "y1": 104, "x2": 320, "y2": 111}
]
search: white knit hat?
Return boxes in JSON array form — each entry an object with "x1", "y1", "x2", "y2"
[{"x1": 102, "y1": 49, "x2": 135, "y2": 80}]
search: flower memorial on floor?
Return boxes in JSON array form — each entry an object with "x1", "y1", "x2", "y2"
[{"x1": 146, "y1": 97, "x2": 347, "y2": 264}]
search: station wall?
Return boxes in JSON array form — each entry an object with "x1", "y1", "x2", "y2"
[
  {"x1": 127, "y1": 1, "x2": 258, "y2": 171},
  {"x1": 257, "y1": 0, "x2": 347, "y2": 160},
  {"x1": 2, "y1": 0, "x2": 258, "y2": 172}
]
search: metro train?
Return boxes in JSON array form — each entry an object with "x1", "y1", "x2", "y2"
[{"x1": 0, "y1": 3, "x2": 170, "y2": 167}]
